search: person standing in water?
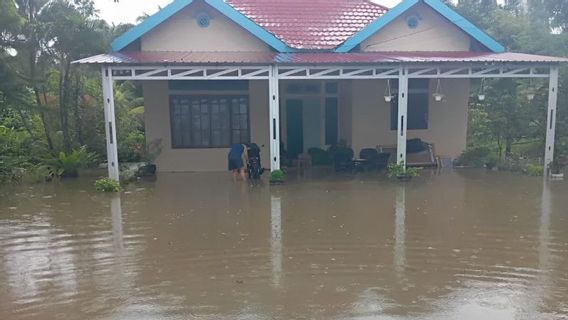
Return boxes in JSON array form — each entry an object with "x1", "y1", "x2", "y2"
[{"x1": 228, "y1": 143, "x2": 248, "y2": 181}]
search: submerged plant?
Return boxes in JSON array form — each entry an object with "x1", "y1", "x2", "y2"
[
  {"x1": 387, "y1": 162, "x2": 420, "y2": 178},
  {"x1": 269, "y1": 169, "x2": 285, "y2": 182},
  {"x1": 95, "y1": 177, "x2": 120, "y2": 192},
  {"x1": 45, "y1": 146, "x2": 97, "y2": 178},
  {"x1": 524, "y1": 164, "x2": 544, "y2": 176}
]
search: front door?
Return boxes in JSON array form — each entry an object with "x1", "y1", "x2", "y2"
[{"x1": 286, "y1": 99, "x2": 303, "y2": 159}]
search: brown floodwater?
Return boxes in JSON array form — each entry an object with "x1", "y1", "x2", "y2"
[{"x1": 0, "y1": 169, "x2": 567, "y2": 319}]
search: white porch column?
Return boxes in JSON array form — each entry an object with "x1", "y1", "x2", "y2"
[
  {"x1": 396, "y1": 67, "x2": 409, "y2": 168},
  {"x1": 102, "y1": 66, "x2": 120, "y2": 181},
  {"x1": 269, "y1": 65, "x2": 281, "y2": 171},
  {"x1": 544, "y1": 66, "x2": 559, "y2": 173}
]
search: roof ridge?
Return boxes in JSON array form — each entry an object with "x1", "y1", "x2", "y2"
[{"x1": 361, "y1": 0, "x2": 390, "y2": 11}]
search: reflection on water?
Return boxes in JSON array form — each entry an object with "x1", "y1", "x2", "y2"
[
  {"x1": 270, "y1": 195, "x2": 282, "y2": 288},
  {"x1": 0, "y1": 170, "x2": 567, "y2": 319},
  {"x1": 394, "y1": 186, "x2": 406, "y2": 277}
]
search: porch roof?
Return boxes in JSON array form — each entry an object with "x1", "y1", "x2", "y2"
[{"x1": 74, "y1": 51, "x2": 568, "y2": 66}]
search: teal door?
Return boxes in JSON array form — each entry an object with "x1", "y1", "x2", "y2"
[{"x1": 286, "y1": 99, "x2": 303, "y2": 159}]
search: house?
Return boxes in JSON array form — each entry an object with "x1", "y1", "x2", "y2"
[{"x1": 75, "y1": 0, "x2": 567, "y2": 179}]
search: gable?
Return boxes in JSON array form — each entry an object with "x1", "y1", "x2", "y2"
[
  {"x1": 141, "y1": 1, "x2": 269, "y2": 52},
  {"x1": 336, "y1": 0, "x2": 504, "y2": 53},
  {"x1": 361, "y1": 2, "x2": 471, "y2": 52}
]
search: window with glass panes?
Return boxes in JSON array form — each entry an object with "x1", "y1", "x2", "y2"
[{"x1": 170, "y1": 96, "x2": 249, "y2": 148}]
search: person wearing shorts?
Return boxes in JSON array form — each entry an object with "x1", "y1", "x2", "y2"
[{"x1": 228, "y1": 143, "x2": 248, "y2": 181}]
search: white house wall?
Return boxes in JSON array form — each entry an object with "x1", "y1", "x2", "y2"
[
  {"x1": 361, "y1": 3, "x2": 471, "y2": 52},
  {"x1": 141, "y1": 1, "x2": 270, "y2": 52}
]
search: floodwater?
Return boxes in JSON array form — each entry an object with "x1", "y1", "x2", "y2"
[{"x1": 0, "y1": 170, "x2": 567, "y2": 320}]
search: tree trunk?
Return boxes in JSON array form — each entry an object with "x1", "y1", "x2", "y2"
[
  {"x1": 30, "y1": 48, "x2": 54, "y2": 151},
  {"x1": 59, "y1": 59, "x2": 72, "y2": 152},
  {"x1": 73, "y1": 72, "x2": 84, "y2": 145},
  {"x1": 505, "y1": 136, "x2": 513, "y2": 157}
]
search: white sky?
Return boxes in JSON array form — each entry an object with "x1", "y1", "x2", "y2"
[{"x1": 94, "y1": 0, "x2": 405, "y2": 25}]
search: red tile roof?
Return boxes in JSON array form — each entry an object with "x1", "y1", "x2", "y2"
[
  {"x1": 226, "y1": 0, "x2": 388, "y2": 50},
  {"x1": 74, "y1": 51, "x2": 568, "y2": 65}
]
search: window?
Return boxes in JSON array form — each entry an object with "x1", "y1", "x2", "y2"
[
  {"x1": 390, "y1": 79, "x2": 429, "y2": 130},
  {"x1": 170, "y1": 96, "x2": 249, "y2": 148}
]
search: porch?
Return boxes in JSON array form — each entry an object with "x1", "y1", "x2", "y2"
[{"x1": 75, "y1": 51, "x2": 566, "y2": 179}]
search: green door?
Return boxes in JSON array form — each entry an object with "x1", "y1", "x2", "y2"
[{"x1": 286, "y1": 99, "x2": 303, "y2": 159}]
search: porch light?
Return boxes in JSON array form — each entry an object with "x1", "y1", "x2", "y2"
[
  {"x1": 478, "y1": 78, "x2": 485, "y2": 101},
  {"x1": 527, "y1": 92, "x2": 535, "y2": 101},
  {"x1": 527, "y1": 79, "x2": 535, "y2": 101},
  {"x1": 433, "y1": 79, "x2": 445, "y2": 102},
  {"x1": 384, "y1": 80, "x2": 393, "y2": 102}
]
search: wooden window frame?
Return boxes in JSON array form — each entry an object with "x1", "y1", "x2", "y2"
[{"x1": 169, "y1": 95, "x2": 250, "y2": 149}]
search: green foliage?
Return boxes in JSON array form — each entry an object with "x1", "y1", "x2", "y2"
[
  {"x1": 387, "y1": 163, "x2": 420, "y2": 178},
  {"x1": 525, "y1": 163, "x2": 544, "y2": 176},
  {"x1": 44, "y1": 146, "x2": 96, "y2": 178},
  {"x1": 269, "y1": 170, "x2": 285, "y2": 182},
  {"x1": 308, "y1": 148, "x2": 331, "y2": 166},
  {"x1": 456, "y1": 146, "x2": 498, "y2": 168},
  {"x1": 95, "y1": 177, "x2": 120, "y2": 192}
]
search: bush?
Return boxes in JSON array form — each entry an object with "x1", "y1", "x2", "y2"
[
  {"x1": 308, "y1": 148, "x2": 331, "y2": 166},
  {"x1": 387, "y1": 162, "x2": 420, "y2": 178},
  {"x1": 45, "y1": 146, "x2": 97, "y2": 178},
  {"x1": 524, "y1": 164, "x2": 544, "y2": 176},
  {"x1": 95, "y1": 177, "x2": 120, "y2": 192},
  {"x1": 270, "y1": 169, "x2": 285, "y2": 182},
  {"x1": 118, "y1": 131, "x2": 146, "y2": 162},
  {"x1": 456, "y1": 146, "x2": 497, "y2": 168}
]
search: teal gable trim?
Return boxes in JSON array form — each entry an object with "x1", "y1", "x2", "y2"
[
  {"x1": 111, "y1": 0, "x2": 194, "y2": 52},
  {"x1": 335, "y1": 0, "x2": 505, "y2": 53},
  {"x1": 204, "y1": 0, "x2": 292, "y2": 52},
  {"x1": 422, "y1": 0, "x2": 504, "y2": 53},
  {"x1": 335, "y1": 0, "x2": 419, "y2": 53},
  {"x1": 111, "y1": 0, "x2": 292, "y2": 52}
]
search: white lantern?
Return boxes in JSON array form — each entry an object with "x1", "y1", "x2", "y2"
[
  {"x1": 384, "y1": 79, "x2": 392, "y2": 103},
  {"x1": 433, "y1": 79, "x2": 444, "y2": 102}
]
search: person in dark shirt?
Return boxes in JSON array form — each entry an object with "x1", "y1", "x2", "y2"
[{"x1": 228, "y1": 143, "x2": 248, "y2": 181}]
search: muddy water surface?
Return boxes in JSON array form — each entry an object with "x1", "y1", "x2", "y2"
[{"x1": 0, "y1": 170, "x2": 567, "y2": 319}]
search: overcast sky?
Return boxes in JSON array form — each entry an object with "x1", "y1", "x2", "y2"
[{"x1": 94, "y1": 0, "x2": 405, "y2": 25}]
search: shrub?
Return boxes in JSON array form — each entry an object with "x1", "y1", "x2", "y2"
[
  {"x1": 524, "y1": 164, "x2": 544, "y2": 176},
  {"x1": 24, "y1": 165, "x2": 60, "y2": 183},
  {"x1": 270, "y1": 169, "x2": 285, "y2": 182},
  {"x1": 387, "y1": 162, "x2": 420, "y2": 178},
  {"x1": 308, "y1": 148, "x2": 331, "y2": 165},
  {"x1": 45, "y1": 146, "x2": 97, "y2": 178},
  {"x1": 456, "y1": 146, "x2": 497, "y2": 168},
  {"x1": 95, "y1": 177, "x2": 120, "y2": 192},
  {"x1": 118, "y1": 131, "x2": 146, "y2": 162}
]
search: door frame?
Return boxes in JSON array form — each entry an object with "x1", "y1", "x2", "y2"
[{"x1": 280, "y1": 80, "x2": 339, "y2": 153}]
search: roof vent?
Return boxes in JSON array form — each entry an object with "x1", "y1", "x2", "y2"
[
  {"x1": 406, "y1": 14, "x2": 421, "y2": 29},
  {"x1": 196, "y1": 12, "x2": 210, "y2": 28}
]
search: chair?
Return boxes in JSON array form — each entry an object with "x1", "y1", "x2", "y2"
[
  {"x1": 332, "y1": 147, "x2": 355, "y2": 172},
  {"x1": 355, "y1": 148, "x2": 391, "y2": 171},
  {"x1": 296, "y1": 153, "x2": 312, "y2": 170}
]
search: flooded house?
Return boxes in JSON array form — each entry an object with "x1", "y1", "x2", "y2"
[{"x1": 75, "y1": 0, "x2": 567, "y2": 178}]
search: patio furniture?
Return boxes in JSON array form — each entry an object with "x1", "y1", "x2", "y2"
[
  {"x1": 332, "y1": 147, "x2": 355, "y2": 172},
  {"x1": 296, "y1": 153, "x2": 312, "y2": 170},
  {"x1": 355, "y1": 148, "x2": 392, "y2": 171},
  {"x1": 380, "y1": 140, "x2": 439, "y2": 167}
]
